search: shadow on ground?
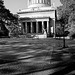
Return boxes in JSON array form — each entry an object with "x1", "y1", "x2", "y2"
[
  {"x1": 0, "y1": 38, "x2": 75, "y2": 75},
  {"x1": 50, "y1": 61, "x2": 75, "y2": 75}
]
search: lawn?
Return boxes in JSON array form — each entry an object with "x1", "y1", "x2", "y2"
[{"x1": 0, "y1": 38, "x2": 75, "y2": 75}]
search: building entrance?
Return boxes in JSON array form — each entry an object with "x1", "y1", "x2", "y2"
[
  {"x1": 27, "y1": 22, "x2": 31, "y2": 33},
  {"x1": 32, "y1": 22, "x2": 36, "y2": 33},
  {"x1": 38, "y1": 22, "x2": 42, "y2": 33},
  {"x1": 44, "y1": 21, "x2": 47, "y2": 32}
]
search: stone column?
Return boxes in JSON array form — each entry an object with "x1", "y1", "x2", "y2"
[
  {"x1": 21, "y1": 22, "x2": 24, "y2": 34},
  {"x1": 34, "y1": 0, "x2": 36, "y2": 3},
  {"x1": 38, "y1": 0, "x2": 40, "y2": 3},
  {"x1": 31, "y1": 22, "x2": 33, "y2": 33},
  {"x1": 28, "y1": 0, "x2": 29, "y2": 6},
  {"x1": 23, "y1": 22, "x2": 25, "y2": 34},
  {"x1": 53, "y1": 19, "x2": 56, "y2": 38},
  {"x1": 42, "y1": 21, "x2": 44, "y2": 33},
  {"x1": 29, "y1": 0, "x2": 31, "y2": 5},
  {"x1": 36, "y1": 0, "x2": 38, "y2": 3},
  {"x1": 36, "y1": 22, "x2": 38, "y2": 33},
  {"x1": 25, "y1": 22, "x2": 27, "y2": 33},
  {"x1": 43, "y1": 0, "x2": 44, "y2": 3},
  {"x1": 47, "y1": 21, "x2": 49, "y2": 34},
  {"x1": 40, "y1": 0, "x2": 42, "y2": 3},
  {"x1": 37, "y1": 0, "x2": 39, "y2": 3},
  {"x1": 31, "y1": 0, "x2": 33, "y2": 4},
  {"x1": 22, "y1": 23, "x2": 24, "y2": 34},
  {"x1": 33, "y1": 0, "x2": 35, "y2": 4},
  {"x1": 32, "y1": 0, "x2": 33, "y2": 4}
]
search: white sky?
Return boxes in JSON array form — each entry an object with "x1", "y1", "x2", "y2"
[{"x1": 4, "y1": 0, "x2": 62, "y2": 14}]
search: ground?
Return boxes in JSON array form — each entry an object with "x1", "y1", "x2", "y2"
[{"x1": 0, "y1": 38, "x2": 75, "y2": 75}]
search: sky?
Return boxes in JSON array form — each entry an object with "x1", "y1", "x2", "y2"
[{"x1": 4, "y1": 0, "x2": 62, "y2": 14}]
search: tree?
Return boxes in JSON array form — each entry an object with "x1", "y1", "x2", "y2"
[
  {"x1": 0, "y1": 0, "x2": 18, "y2": 37},
  {"x1": 57, "y1": 0, "x2": 75, "y2": 47},
  {"x1": 58, "y1": 0, "x2": 75, "y2": 24},
  {"x1": 57, "y1": 0, "x2": 74, "y2": 47}
]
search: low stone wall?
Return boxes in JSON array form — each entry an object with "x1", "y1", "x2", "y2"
[
  {"x1": 55, "y1": 36, "x2": 71, "y2": 39},
  {"x1": 33, "y1": 34, "x2": 47, "y2": 39}
]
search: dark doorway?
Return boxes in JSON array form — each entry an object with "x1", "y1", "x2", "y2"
[
  {"x1": 22, "y1": 22, "x2": 25, "y2": 33},
  {"x1": 27, "y1": 22, "x2": 31, "y2": 33},
  {"x1": 32, "y1": 22, "x2": 36, "y2": 33},
  {"x1": 44, "y1": 21, "x2": 47, "y2": 30},
  {"x1": 38, "y1": 22, "x2": 42, "y2": 33}
]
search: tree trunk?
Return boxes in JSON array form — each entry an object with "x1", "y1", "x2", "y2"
[
  {"x1": 63, "y1": 25, "x2": 66, "y2": 48},
  {"x1": 63, "y1": 37, "x2": 66, "y2": 48}
]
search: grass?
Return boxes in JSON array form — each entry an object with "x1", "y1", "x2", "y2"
[{"x1": 0, "y1": 38, "x2": 75, "y2": 75}]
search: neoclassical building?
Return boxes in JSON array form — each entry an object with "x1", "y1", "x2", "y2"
[{"x1": 17, "y1": 0, "x2": 57, "y2": 37}]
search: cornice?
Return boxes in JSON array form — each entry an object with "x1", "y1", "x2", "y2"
[{"x1": 18, "y1": 8, "x2": 56, "y2": 14}]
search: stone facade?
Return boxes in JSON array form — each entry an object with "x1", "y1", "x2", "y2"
[{"x1": 17, "y1": 0, "x2": 56, "y2": 38}]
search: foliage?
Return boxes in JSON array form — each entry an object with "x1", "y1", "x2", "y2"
[
  {"x1": 58, "y1": 0, "x2": 75, "y2": 24},
  {"x1": 0, "y1": 0, "x2": 19, "y2": 37},
  {"x1": 57, "y1": 0, "x2": 75, "y2": 38},
  {"x1": 68, "y1": 12, "x2": 75, "y2": 23},
  {"x1": 56, "y1": 25, "x2": 63, "y2": 36}
]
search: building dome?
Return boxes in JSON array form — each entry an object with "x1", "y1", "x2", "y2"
[{"x1": 28, "y1": 0, "x2": 51, "y2": 8}]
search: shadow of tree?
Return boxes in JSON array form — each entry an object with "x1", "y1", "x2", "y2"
[
  {"x1": 0, "y1": 68, "x2": 17, "y2": 74},
  {"x1": 0, "y1": 54, "x2": 18, "y2": 64},
  {"x1": 50, "y1": 60, "x2": 75, "y2": 75}
]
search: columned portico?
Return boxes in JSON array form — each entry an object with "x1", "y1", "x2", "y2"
[
  {"x1": 18, "y1": 0, "x2": 56, "y2": 38},
  {"x1": 22, "y1": 19, "x2": 50, "y2": 34}
]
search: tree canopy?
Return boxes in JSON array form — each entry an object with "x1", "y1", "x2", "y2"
[
  {"x1": 57, "y1": 0, "x2": 75, "y2": 37},
  {"x1": 0, "y1": 0, "x2": 18, "y2": 37},
  {"x1": 58, "y1": 0, "x2": 75, "y2": 24}
]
